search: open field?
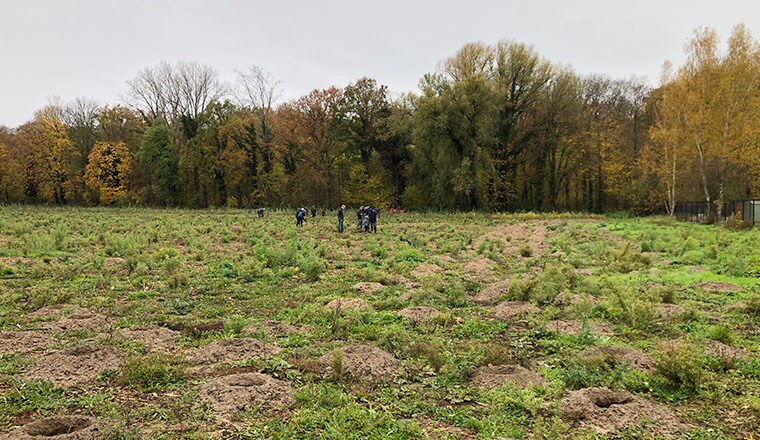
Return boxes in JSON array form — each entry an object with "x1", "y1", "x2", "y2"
[{"x1": 0, "y1": 206, "x2": 758, "y2": 439}]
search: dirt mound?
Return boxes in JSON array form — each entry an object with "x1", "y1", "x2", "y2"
[
  {"x1": 325, "y1": 298, "x2": 370, "y2": 312},
  {"x1": 27, "y1": 305, "x2": 112, "y2": 334},
  {"x1": 353, "y1": 282, "x2": 386, "y2": 295},
  {"x1": 705, "y1": 340, "x2": 748, "y2": 361},
  {"x1": 485, "y1": 222, "x2": 554, "y2": 258},
  {"x1": 23, "y1": 345, "x2": 123, "y2": 387},
  {"x1": 117, "y1": 325, "x2": 179, "y2": 352},
  {"x1": 575, "y1": 268, "x2": 593, "y2": 276},
  {"x1": 470, "y1": 280, "x2": 511, "y2": 305},
  {"x1": 398, "y1": 306, "x2": 442, "y2": 322},
  {"x1": 463, "y1": 256, "x2": 498, "y2": 282},
  {"x1": 561, "y1": 387, "x2": 686, "y2": 436},
  {"x1": 579, "y1": 346, "x2": 653, "y2": 371},
  {"x1": 469, "y1": 364, "x2": 546, "y2": 389},
  {"x1": 555, "y1": 292, "x2": 597, "y2": 308},
  {"x1": 658, "y1": 304, "x2": 687, "y2": 320},
  {"x1": 0, "y1": 331, "x2": 56, "y2": 354},
  {"x1": 546, "y1": 320, "x2": 612, "y2": 336},
  {"x1": 491, "y1": 301, "x2": 539, "y2": 321},
  {"x1": 697, "y1": 281, "x2": 742, "y2": 292},
  {"x1": 390, "y1": 275, "x2": 421, "y2": 289},
  {"x1": 690, "y1": 266, "x2": 709, "y2": 273},
  {"x1": 1, "y1": 415, "x2": 101, "y2": 439},
  {"x1": 322, "y1": 344, "x2": 398, "y2": 381},
  {"x1": 198, "y1": 373, "x2": 294, "y2": 419},
  {"x1": 412, "y1": 263, "x2": 444, "y2": 278},
  {"x1": 245, "y1": 320, "x2": 306, "y2": 338},
  {"x1": 188, "y1": 338, "x2": 281, "y2": 373}
]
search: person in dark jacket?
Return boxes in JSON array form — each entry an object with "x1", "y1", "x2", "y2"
[
  {"x1": 311, "y1": 205, "x2": 317, "y2": 218},
  {"x1": 296, "y1": 207, "x2": 306, "y2": 227},
  {"x1": 257, "y1": 207, "x2": 265, "y2": 217},
  {"x1": 337, "y1": 204, "x2": 345, "y2": 233},
  {"x1": 357, "y1": 206, "x2": 364, "y2": 229},
  {"x1": 368, "y1": 206, "x2": 378, "y2": 233}
]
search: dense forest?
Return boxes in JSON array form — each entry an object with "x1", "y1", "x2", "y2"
[{"x1": 1, "y1": 25, "x2": 759, "y2": 213}]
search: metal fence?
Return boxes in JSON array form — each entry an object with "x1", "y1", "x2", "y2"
[{"x1": 675, "y1": 199, "x2": 760, "y2": 227}]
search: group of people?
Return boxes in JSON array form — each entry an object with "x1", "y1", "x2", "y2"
[
  {"x1": 296, "y1": 204, "x2": 379, "y2": 233},
  {"x1": 356, "y1": 205, "x2": 379, "y2": 233}
]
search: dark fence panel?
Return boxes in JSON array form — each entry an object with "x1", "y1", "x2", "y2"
[{"x1": 676, "y1": 199, "x2": 759, "y2": 226}]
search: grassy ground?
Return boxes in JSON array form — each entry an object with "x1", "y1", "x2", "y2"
[{"x1": 0, "y1": 206, "x2": 758, "y2": 439}]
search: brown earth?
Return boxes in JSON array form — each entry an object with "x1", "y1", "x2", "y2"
[
  {"x1": 116, "y1": 325, "x2": 179, "y2": 352},
  {"x1": 390, "y1": 275, "x2": 421, "y2": 289},
  {"x1": 491, "y1": 301, "x2": 540, "y2": 321},
  {"x1": 418, "y1": 419, "x2": 476, "y2": 439},
  {"x1": 468, "y1": 364, "x2": 546, "y2": 389},
  {"x1": 245, "y1": 320, "x2": 307, "y2": 339},
  {"x1": 575, "y1": 268, "x2": 594, "y2": 276},
  {"x1": 321, "y1": 344, "x2": 398, "y2": 381},
  {"x1": 412, "y1": 263, "x2": 444, "y2": 278},
  {"x1": 0, "y1": 331, "x2": 56, "y2": 354},
  {"x1": 579, "y1": 346, "x2": 653, "y2": 371},
  {"x1": 555, "y1": 292, "x2": 598, "y2": 308},
  {"x1": 462, "y1": 256, "x2": 498, "y2": 282},
  {"x1": 545, "y1": 320, "x2": 613, "y2": 336},
  {"x1": 561, "y1": 387, "x2": 687, "y2": 436},
  {"x1": 470, "y1": 280, "x2": 511, "y2": 305},
  {"x1": 0, "y1": 416, "x2": 102, "y2": 439},
  {"x1": 697, "y1": 281, "x2": 742, "y2": 292},
  {"x1": 197, "y1": 373, "x2": 294, "y2": 419},
  {"x1": 481, "y1": 221, "x2": 555, "y2": 258},
  {"x1": 353, "y1": 282, "x2": 386, "y2": 295},
  {"x1": 23, "y1": 345, "x2": 124, "y2": 387},
  {"x1": 27, "y1": 305, "x2": 112, "y2": 334},
  {"x1": 658, "y1": 304, "x2": 687, "y2": 320},
  {"x1": 397, "y1": 306, "x2": 442, "y2": 323},
  {"x1": 324, "y1": 298, "x2": 370, "y2": 312},
  {"x1": 705, "y1": 340, "x2": 748, "y2": 361},
  {"x1": 188, "y1": 338, "x2": 281, "y2": 374},
  {"x1": 690, "y1": 266, "x2": 710, "y2": 273}
]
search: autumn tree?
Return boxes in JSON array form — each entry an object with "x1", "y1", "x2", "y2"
[
  {"x1": 84, "y1": 142, "x2": 132, "y2": 204},
  {"x1": 0, "y1": 127, "x2": 24, "y2": 203},
  {"x1": 16, "y1": 107, "x2": 80, "y2": 204}
]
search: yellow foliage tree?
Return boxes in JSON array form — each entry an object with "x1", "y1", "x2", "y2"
[
  {"x1": 16, "y1": 107, "x2": 79, "y2": 204},
  {"x1": 84, "y1": 141, "x2": 133, "y2": 204}
]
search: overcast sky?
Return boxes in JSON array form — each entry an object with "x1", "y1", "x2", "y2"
[{"x1": 1, "y1": 0, "x2": 759, "y2": 127}]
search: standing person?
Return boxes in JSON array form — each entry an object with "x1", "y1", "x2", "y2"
[
  {"x1": 337, "y1": 204, "x2": 345, "y2": 233},
  {"x1": 368, "y1": 206, "x2": 378, "y2": 233},
  {"x1": 357, "y1": 206, "x2": 364, "y2": 229},
  {"x1": 257, "y1": 207, "x2": 265, "y2": 218},
  {"x1": 363, "y1": 209, "x2": 370, "y2": 233},
  {"x1": 311, "y1": 205, "x2": 317, "y2": 218}
]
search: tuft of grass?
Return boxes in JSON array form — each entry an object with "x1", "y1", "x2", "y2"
[
  {"x1": 652, "y1": 340, "x2": 705, "y2": 392},
  {"x1": 118, "y1": 354, "x2": 186, "y2": 392}
]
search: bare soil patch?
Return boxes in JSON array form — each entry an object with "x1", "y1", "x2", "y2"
[
  {"x1": 188, "y1": 338, "x2": 281, "y2": 374},
  {"x1": 397, "y1": 306, "x2": 442, "y2": 323},
  {"x1": 575, "y1": 268, "x2": 593, "y2": 276},
  {"x1": 579, "y1": 346, "x2": 653, "y2": 371},
  {"x1": 483, "y1": 221, "x2": 555, "y2": 259},
  {"x1": 546, "y1": 320, "x2": 612, "y2": 336},
  {"x1": 697, "y1": 281, "x2": 742, "y2": 292},
  {"x1": 411, "y1": 263, "x2": 444, "y2": 278},
  {"x1": 324, "y1": 298, "x2": 370, "y2": 312},
  {"x1": 462, "y1": 256, "x2": 498, "y2": 282},
  {"x1": 353, "y1": 282, "x2": 386, "y2": 295},
  {"x1": 197, "y1": 373, "x2": 294, "y2": 419},
  {"x1": 690, "y1": 266, "x2": 709, "y2": 273},
  {"x1": 390, "y1": 275, "x2": 421, "y2": 289},
  {"x1": 705, "y1": 340, "x2": 748, "y2": 361},
  {"x1": 321, "y1": 344, "x2": 398, "y2": 381},
  {"x1": 470, "y1": 280, "x2": 511, "y2": 305},
  {"x1": 1, "y1": 415, "x2": 102, "y2": 439},
  {"x1": 27, "y1": 305, "x2": 112, "y2": 334},
  {"x1": 491, "y1": 301, "x2": 539, "y2": 321},
  {"x1": 658, "y1": 304, "x2": 687, "y2": 320},
  {"x1": 469, "y1": 364, "x2": 546, "y2": 389},
  {"x1": 23, "y1": 345, "x2": 124, "y2": 387},
  {"x1": 0, "y1": 331, "x2": 56, "y2": 354},
  {"x1": 561, "y1": 387, "x2": 687, "y2": 436},
  {"x1": 116, "y1": 325, "x2": 179, "y2": 352}
]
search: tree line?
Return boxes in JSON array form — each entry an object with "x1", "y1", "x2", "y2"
[{"x1": 1, "y1": 25, "x2": 759, "y2": 213}]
